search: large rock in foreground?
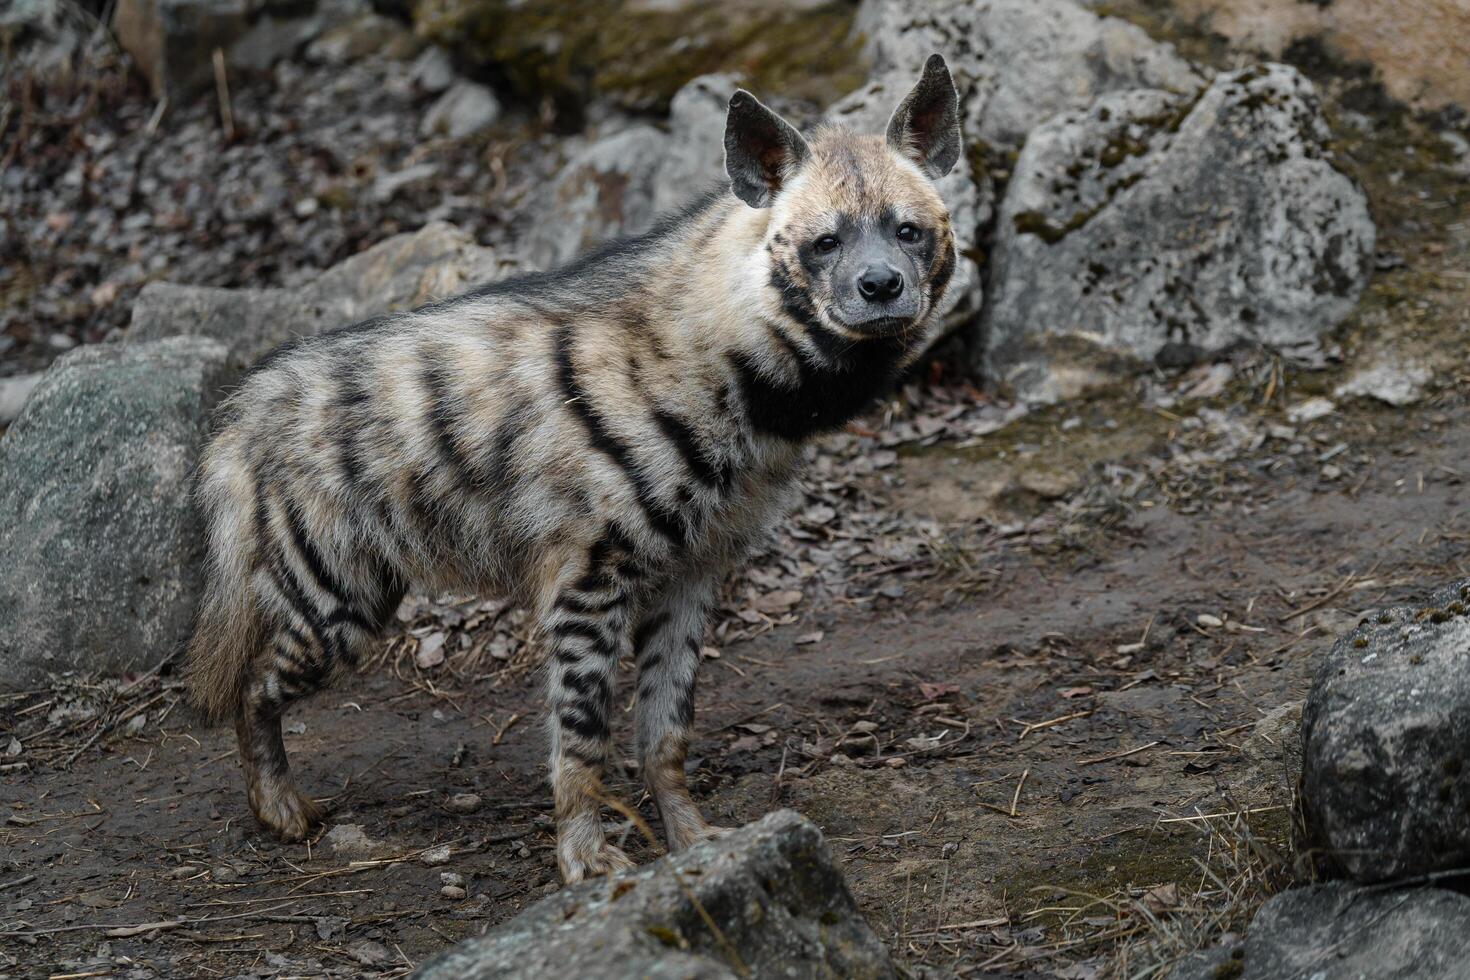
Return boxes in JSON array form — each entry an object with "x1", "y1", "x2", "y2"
[
  {"x1": 1300, "y1": 577, "x2": 1470, "y2": 882},
  {"x1": 0, "y1": 338, "x2": 230, "y2": 685},
  {"x1": 984, "y1": 63, "x2": 1375, "y2": 402},
  {"x1": 414, "y1": 810, "x2": 895, "y2": 980},
  {"x1": 1241, "y1": 884, "x2": 1470, "y2": 978},
  {"x1": 128, "y1": 221, "x2": 502, "y2": 375}
]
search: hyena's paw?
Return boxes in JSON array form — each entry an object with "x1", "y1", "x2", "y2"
[
  {"x1": 557, "y1": 836, "x2": 636, "y2": 884},
  {"x1": 668, "y1": 822, "x2": 734, "y2": 853},
  {"x1": 251, "y1": 785, "x2": 326, "y2": 842}
]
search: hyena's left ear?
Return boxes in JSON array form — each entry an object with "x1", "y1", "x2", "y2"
[
  {"x1": 886, "y1": 53, "x2": 962, "y2": 180},
  {"x1": 724, "y1": 90, "x2": 812, "y2": 209}
]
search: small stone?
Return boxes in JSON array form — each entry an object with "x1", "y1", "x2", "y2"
[
  {"x1": 1196, "y1": 613, "x2": 1224, "y2": 628},
  {"x1": 446, "y1": 792, "x2": 482, "y2": 814},
  {"x1": 293, "y1": 197, "x2": 319, "y2": 219},
  {"x1": 0, "y1": 372, "x2": 42, "y2": 425},
  {"x1": 439, "y1": 871, "x2": 465, "y2": 887},
  {"x1": 440, "y1": 885, "x2": 467, "y2": 900},
  {"x1": 420, "y1": 844, "x2": 452, "y2": 866},
  {"x1": 516, "y1": 845, "x2": 531, "y2": 859},
  {"x1": 1334, "y1": 357, "x2": 1433, "y2": 407},
  {"x1": 325, "y1": 823, "x2": 383, "y2": 856},
  {"x1": 1288, "y1": 397, "x2": 1337, "y2": 424},
  {"x1": 347, "y1": 939, "x2": 393, "y2": 966},
  {"x1": 410, "y1": 45, "x2": 456, "y2": 93},
  {"x1": 421, "y1": 81, "x2": 502, "y2": 140},
  {"x1": 885, "y1": 757, "x2": 907, "y2": 768}
]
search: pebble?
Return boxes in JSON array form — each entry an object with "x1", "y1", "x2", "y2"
[
  {"x1": 420, "y1": 843, "x2": 452, "y2": 866},
  {"x1": 440, "y1": 885, "x2": 466, "y2": 900},
  {"x1": 1197, "y1": 613, "x2": 1224, "y2": 628},
  {"x1": 446, "y1": 792, "x2": 482, "y2": 814},
  {"x1": 439, "y1": 871, "x2": 465, "y2": 887}
]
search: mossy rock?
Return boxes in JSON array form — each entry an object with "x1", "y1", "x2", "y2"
[{"x1": 410, "y1": 0, "x2": 866, "y2": 120}]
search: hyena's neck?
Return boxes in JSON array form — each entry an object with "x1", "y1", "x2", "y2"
[{"x1": 663, "y1": 200, "x2": 917, "y2": 444}]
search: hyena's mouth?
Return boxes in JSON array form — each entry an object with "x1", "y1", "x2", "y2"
[{"x1": 827, "y1": 311, "x2": 915, "y2": 338}]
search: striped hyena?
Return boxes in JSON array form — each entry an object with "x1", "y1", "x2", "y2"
[{"x1": 187, "y1": 54, "x2": 962, "y2": 882}]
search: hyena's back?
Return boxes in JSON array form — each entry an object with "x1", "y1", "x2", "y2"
[{"x1": 186, "y1": 232, "x2": 792, "y2": 724}]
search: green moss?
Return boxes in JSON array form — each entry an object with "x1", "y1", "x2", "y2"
[
  {"x1": 645, "y1": 923, "x2": 686, "y2": 948},
  {"x1": 1213, "y1": 957, "x2": 1246, "y2": 980},
  {"x1": 992, "y1": 832, "x2": 1202, "y2": 925},
  {"x1": 412, "y1": 0, "x2": 865, "y2": 119}
]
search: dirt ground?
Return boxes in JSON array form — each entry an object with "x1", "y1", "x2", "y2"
[
  {"x1": 4, "y1": 379, "x2": 1469, "y2": 978},
  {"x1": 6, "y1": 16, "x2": 1470, "y2": 980}
]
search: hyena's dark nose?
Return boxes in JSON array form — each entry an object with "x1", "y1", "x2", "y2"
[{"x1": 857, "y1": 266, "x2": 903, "y2": 303}]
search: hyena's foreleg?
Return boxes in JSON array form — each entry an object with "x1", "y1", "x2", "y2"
[
  {"x1": 238, "y1": 496, "x2": 404, "y2": 840},
  {"x1": 543, "y1": 532, "x2": 643, "y2": 883},
  {"x1": 634, "y1": 575, "x2": 730, "y2": 851}
]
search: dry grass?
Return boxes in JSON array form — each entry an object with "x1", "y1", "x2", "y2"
[
  {"x1": 923, "y1": 803, "x2": 1296, "y2": 979},
  {"x1": 1103, "y1": 807, "x2": 1295, "y2": 979}
]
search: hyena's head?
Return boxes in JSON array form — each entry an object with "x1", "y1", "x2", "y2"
[{"x1": 724, "y1": 54, "x2": 961, "y2": 342}]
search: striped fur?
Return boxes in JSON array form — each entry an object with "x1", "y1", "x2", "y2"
[{"x1": 187, "y1": 55, "x2": 962, "y2": 883}]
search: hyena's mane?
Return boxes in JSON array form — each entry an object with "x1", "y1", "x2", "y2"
[{"x1": 461, "y1": 188, "x2": 730, "y2": 308}]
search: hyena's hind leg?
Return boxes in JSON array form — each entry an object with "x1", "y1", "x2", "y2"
[
  {"x1": 238, "y1": 543, "x2": 405, "y2": 841},
  {"x1": 634, "y1": 575, "x2": 731, "y2": 852},
  {"x1": 542, "y1": 531, "x2": 645, "y2": 883}
]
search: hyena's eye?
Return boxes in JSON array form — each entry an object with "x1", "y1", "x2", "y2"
[
  {"x1": 896, "y1": 223, "x2": 922, "y2": 244},
  {"x1": 814, "y1": 234, "x2": 841, "y2": 254}
]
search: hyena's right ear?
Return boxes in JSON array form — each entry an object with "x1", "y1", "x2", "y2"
[{"x1": 724, "y1": 90, "x2": 811, "y2": 209}]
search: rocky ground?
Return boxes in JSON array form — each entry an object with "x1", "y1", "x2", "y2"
[
  {"x1": 4, "y1": 380, "x2": 1470, "y2": 978},
  {"x1": 4, "y1": 0, "x2": 1470, "y2": 977}
]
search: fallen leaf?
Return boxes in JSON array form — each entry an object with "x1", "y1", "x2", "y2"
[
  {"x1": 1142, "y1": 882, "x2": 1179, "y2": 911},
  {"x1": 753, "y1": 590, "x2": 804, "y2": 613}
]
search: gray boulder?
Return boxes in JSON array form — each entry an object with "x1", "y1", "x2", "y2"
[
  {"x1": 984, "y1": 64, "x2": 1375, "y2": 402},
  {"x1": 1300, "y1": 577, "x2": 1470, "y2": 882},
  {"x1": 0, "y1": 338, "x2": 231, "y2": 685},
  {"x1": 128, "y1": 221, "x2": 502, "y2": 376},
  {"x1": 414, "y1": 810, "x2": 895, "y2": 980},
  {"x1": 1240, "y1": 883, "x2": 1470, "y2": 978},
  {"x1": 1164, "y1": 942, "x2": 1243, "y2": 980},
  {"x1": 521, "y1": 74, "x2": 741, "y2": 271},
  {"x1": 855, "y1": 0, "x2": 1206, "y2": 147}
]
